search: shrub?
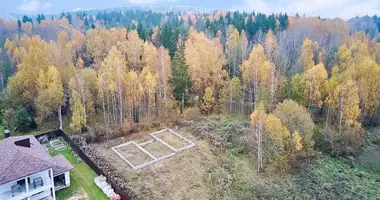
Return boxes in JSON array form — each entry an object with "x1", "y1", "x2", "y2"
[
  {"x1": 183, "y1": 107, "x2": 203, "y2": 121},
  {"x1": 316, "y1": 127, "x2": 364, "y2": 157},
  {"x1": 216, "y1": 118, "x2": 249, "y2": 152},
  {"x1": 3, "y1": 108, "x2": 14, "y2": 129},
  {"x1": 332, "y1": 127, "x2": 364, "y2": 156},
  {"x1": 14, "y1": 107, "x2": 37, "y2": 132},
  {"x1": 274, "y1": 100, "x2": 315, "y2": 157},
  {"x1": 82, "y1": 121, "x2": 141, "y2": 144},
  {"x1": 120, "y1": 120, "x2": 141, "y2": 135}
]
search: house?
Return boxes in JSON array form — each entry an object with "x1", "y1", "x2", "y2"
[{"x1": 0, "y1": 136, "x2": 73, "y2": 200}]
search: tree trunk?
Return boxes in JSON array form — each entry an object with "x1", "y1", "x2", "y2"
[
  {"x1": 325, "y1": 107, "x2": 330, "y2": 130},
  {"x1": 58, "y1": 106, "x2": 62, "y2": 130},
  {"x1": 270, "y1": 67, "x2": 275, "y2": 111},
  {"x1": 78, "y1": 76, "x2": 87, "y2": 120},
  {"x1": 118, "y1": 86, "x2": 123, "y2": 125},
  {"x1": 0, "y1": 73, "x2": 4, "y2": 93},
  {"x1": 253, "y1": 66, "x2": 259, "y2": 109},
  {"x1": 338, "y1": 95, "x2": 344, "y2": 134}
]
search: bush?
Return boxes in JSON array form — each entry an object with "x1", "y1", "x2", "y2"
[
  {"x1": 3, "y1": 108, "x2": 14, "y2": 129},
  {"x1": 274, "y1": 100, "x2": 315, "y2": 157},
  {"x1": 14, "y1": 107, "x2": 37, "y2": 132},
  {"x1": 183, "y1": 107, "x2": 203, "y2": 121},
  {"x1": 216, "y1": 118, "x2": 249, "y2": 152},
  {"x1": 82, "y1": 122, "x2": 141, "y2": 144},
  {"x1": 120, "y1": 120, "x2": 141, "y2": 135},
  {"x1": 333, "y1": 127, "x2": 364, "y2": 156},
  {"x1": 316, "y1": 127, "x2": 364, "y2": 157}
]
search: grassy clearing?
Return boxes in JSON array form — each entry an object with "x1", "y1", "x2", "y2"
[
  {"x1": 242, "y1": 155, "x2": 380, "y2": 199},
  {"x1": 49, "y1": 139, "x2": 108, "y2": 200}
]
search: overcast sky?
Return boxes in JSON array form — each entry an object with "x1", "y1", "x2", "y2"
[{"x1": 1, "y1": 0, "x2": 379, "y2": 19}]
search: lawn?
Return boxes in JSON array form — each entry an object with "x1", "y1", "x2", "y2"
[
  {"x1": 242, "y1": 155, "x2": 380, "y2": 199},
  {"x1": 49, "y1": 139, "x2": 108, "y2": 200}
]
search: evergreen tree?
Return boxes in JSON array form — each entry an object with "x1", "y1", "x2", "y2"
[
  {"x1": 17, "y1": 19, "x2": 21, "y2": 29},
  {"x1": 37, "y1": 14, "x2": 41, "y2": 24},
  {"x1": 137, "y1": 22, "x2": 147, "y2": 41},
  {"x1": 279, "y1": 13, "x2": 289, "y2": 31},
  {"x1": 267, "y1": 14, "x2": 276, "y2": 31},
  {"x1": 169, "y1": 45, "x2": 192, "y2": 113},
  {"x1": 84, "y1": 18, "x2": 89, "y2": 29},
  {"x1": 158, "y1": 24, "x2": 177, "y2": 57},
  {"x1": 66, "y1": 13, "x2": 73, "y2": 24}
]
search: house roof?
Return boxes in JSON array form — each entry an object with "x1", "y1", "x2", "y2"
[
  {"x1": 0, "y1": 136, "x2": 73, "y2": 184},
  {"x1": 52, "y1": 155, "x2": 73, "y2": 176}
]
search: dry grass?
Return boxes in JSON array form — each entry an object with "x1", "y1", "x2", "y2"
[
  {"x1": 142, "y1": 141, "x2": 173, "y2": 158},
  {"x1": 155, "y1": 130, "x2": 190, "y2": 149},
  {"x1": 116, "y1": 144, "x2": 153, "y2": 166},
  {"x1": 90, "y1": 130, "x2": 219, "y2": 200}
]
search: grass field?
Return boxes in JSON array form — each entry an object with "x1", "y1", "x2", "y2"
[
  {"x1": 243, "y1": 154, "x2": 380, "y2": 199},
  {"x1": 49, "y1": 139, "x2": 108, "y2": 200}
]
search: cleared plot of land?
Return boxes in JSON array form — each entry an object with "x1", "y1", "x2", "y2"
[
  {"x1": 90, "y1": 130, "x2": 225, "y2": 200},
  {"x1": 142, "y1": 141, "x2": 173, "y2": 158},
  {"x1": 154, "y1": 130, "x2": 190, "y2": 149},
  {"x1": 116, "y1": 144, "x2": 154, "y2": 166}
]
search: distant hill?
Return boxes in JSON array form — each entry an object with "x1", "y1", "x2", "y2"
[
  {"x1": 0, "y1": 4, "x2": 217, "y2": 21},
  {"x1": 0, "y1": 12, "x2": 24, "y2": 20},
  {"x1": 70, "y1": 5, "x2": 216, "y2": 14}
]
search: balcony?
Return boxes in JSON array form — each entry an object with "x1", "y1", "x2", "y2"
[{"x1": 0, "y1": 177, "x2": 53, "y2": 200}]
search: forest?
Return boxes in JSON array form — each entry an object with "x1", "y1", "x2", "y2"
[{"x1": 0, "y1": 8, "x2": 380, "y2": 198}]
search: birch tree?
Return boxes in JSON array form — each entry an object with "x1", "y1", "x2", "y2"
[
  {"x1": 36, "y1": 66, "x2": 64, "y2": 128},
  {"x1": 185, "y1": 30, "x2": 227, "y2": 96},
  {"x1": 327, "y1": 79, "x2": 361, "y2": 132},
  {"x1": 303, "y1": 63, "x2": 328, "y2": 110},
  {"x1": 250, "y1": 104, "x2": 266, "y2": 172},
  {"x1": 99, "y1": 46, "x2": 126, "y2": 125}
]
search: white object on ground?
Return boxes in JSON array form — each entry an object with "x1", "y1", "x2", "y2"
[{"x1": 94, "y1": 175, "x2": 117, "y2": 198}]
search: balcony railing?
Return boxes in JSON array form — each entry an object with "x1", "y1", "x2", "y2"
[{"x1": 0, "y1": 177, "x2": 53, "y2": 200}]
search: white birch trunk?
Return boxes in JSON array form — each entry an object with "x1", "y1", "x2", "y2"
[{"x1": 58, "y1": 106, "x2": 62, "y2": 130}]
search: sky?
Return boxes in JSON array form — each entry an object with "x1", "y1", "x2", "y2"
[{"x1": 0, "y1": 0, "x2": 379, "y2": 19}]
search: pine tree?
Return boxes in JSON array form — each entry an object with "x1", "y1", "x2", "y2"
[
  {"x1": 169, "y1": 45, "x2": 192, "y2": 113},
  {"x1": 137, "y1": 22, "x2": 147, "y2": 41},
  {"x1": 17, "y1": 19, "x2": 21, "y2": 30},
  {"x1": 37, "y1": 14, "x2": 41, "y2": 24}
]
